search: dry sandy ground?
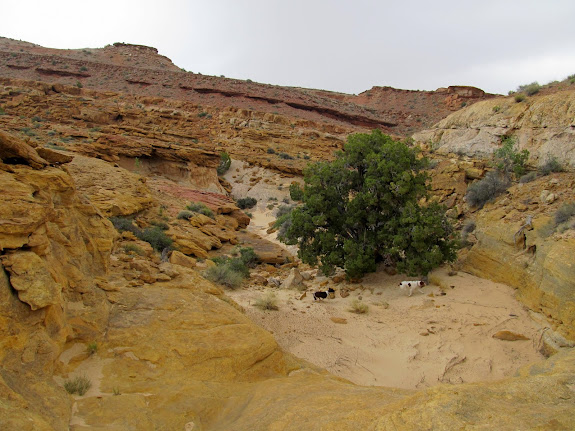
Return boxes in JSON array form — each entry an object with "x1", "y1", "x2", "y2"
[
  {"x1": 223, "y1": 160, "x2": 545, "y2": 390},
  {"x1": 228, "y1": 268, "x2": 544, "y2": 390}
]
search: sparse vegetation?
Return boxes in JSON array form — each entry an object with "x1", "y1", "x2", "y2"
[
  {"x1": 254, "y1": 293, "x2": 279, "y2": 311},
  {"x1": 554, "y1": 202, "x2": 575, "y2": 225},
  {"x1": 109, "y1": 217, "x2": 172, "y2": 251},
  {"x1": 236, "y1": 197, "x2": 257, "y2": 209},
  {"x1": 186, "y1": 202, "x2": 214, "y2": 218},
  {"x1": 519, "y1": 171, "x2": 538, "y2": 183},
  {"x1": 267, "y1": 147, "x2": 276, "y2": 154},
  {"x1": 465, "y1": 171, "x2": 510, "y2": 209},
  {"x1": 348, "y1": 299, "x2": 369, "y2": 314},
  {"x1": 517, "y1": 82, "x2": 541, "y2": 96},
  {"x1": 278, "y1": 152, "x2": 294, "y2": 160},
  {"x1": 123, "y1": 243, "x2": 145, "y2": 256},
  {"x1": 138, "y1": 227, "x2": 173, "y2": 251},
  {"x1": 514, "y1": 93, "x2": 526, "y2": 103},
  {"x1": 204, "y1": 247, "x2": 258, "y2": 289},
  {"x1": 493, "y1": 136, "x2": 529, "y2": 177},
  {"x1": 203, "y1": 265, "x2": 245, "y2": 289},
  {"x1": 539, "y1": 155, "x2": 563, "y2": 176},
  {"x1": 64, "y1": 375, "x2": 92, "y2": 396},
  {"x1": 177, "y1": 210, "x2": 193, "y2": 220},
  {"x1": 87, "y1": 342, "x2": 98, "y2": 355},
  {"x1": 217, "y1": 152, "x2": 231, "y2": 175}
]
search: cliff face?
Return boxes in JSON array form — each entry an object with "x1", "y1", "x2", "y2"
[
  {"x1": 414, "y1": 91, "x2": 575, "y2": 170},
  {"x1": 0, "y1": 134, "x2": 115, "y2": 429}
]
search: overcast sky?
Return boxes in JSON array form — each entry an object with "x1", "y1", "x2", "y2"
[{"x1": 3, "y1": 0, "x2": 575, "y2": 95}]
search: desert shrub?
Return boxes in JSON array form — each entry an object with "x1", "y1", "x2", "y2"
[
  {"x1": 177, "y1": 210, "x2": 193, "y2": 220},
  {"x1": 123, "y1": 243, "x2": 145, "y2": 256},
  {"x1": 493, "y1": 136, "x2": 529, "y2": 177},
  {"x1": 348, "y1": 299, "x2": 369, "y2": 314},
  {"x1": 539, "y1": 155, "x2": 563, "y2": 176},
  {"x1": 538, "y1": 221, "x2": 555, "y2": 238},
  {"x1": 517, "y1": 82, "x2": 540, "y2": 96},
  {"x1": 238, "y1": 247, "x2": 259, "y2": 267},
  {"x1": 109, "y1": 217, "x2": 139, "y2": 234},
  {"x1": 137, "y1": 227, "x2": 172, "y2": 251},
  {"x1": 278, "y1": 152, "x2": 293, "y2": 160},
  {"x1": 206, "y1": 247, "x2": 258, "y2": 288},
  {"x1": 150, "y1": 220, "x2": 169, "y2": 230},
  {"x1": 186, "y1": 202, "x2": 214, "y2": 218},
  {"x1": 267, "y1": 147, "x2": 276, "y2": 154},
  {"x1": 519, "y1": 171, "x2": 538, "y2": 183},
  {"x1": 465, "y1": 171, "x2": 511, "y2": 208},
  {"x1": 514, "y1": 93, "x2": 526, "y2": 103},
  {"x1": 203, "y1": 264, "x2": 244, "y2": 289},
  {"x1": 460, "y1": 220, "x2": 476, "y2": 246},
  {"x1": 554, "y1": 202, "x2": 575, "y2": 225},
  {"x1": 64, "y1": 375, "x2": 92, "y2": 396},
  {"x1": 492, "y1": 105, "x2": 501, "y2": 113},
  {"x1": 254, "y1": 293, "x2": 279, "y2": 311},
  {"x1": 236, "y1": 197, "x2": 257, "y2": 209},
  {"x1": 198, "y1": 111, "x2": 208, "y2": 117},
  {"x1": 217, "y1": 152, "x2": 231, "y2": 175},
  {"x1": 289, "y1": 183, "x2": 304, "y2": 201}
]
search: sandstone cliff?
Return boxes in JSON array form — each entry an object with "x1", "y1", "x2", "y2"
[{"x1": 414, "y1": 90, "x2": 575, "y2": 170}]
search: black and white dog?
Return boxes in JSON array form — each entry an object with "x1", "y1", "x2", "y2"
[
  {"x1": 399, "y1": 280, "x2": 426, "y2": 297},
  {"x1": 313, "y1": 287, "x2": 335, "y2": 301}
]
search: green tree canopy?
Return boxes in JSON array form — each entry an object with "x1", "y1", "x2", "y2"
[{"x1": 281, "y1": 130, "x2": 457, "y2": 278}]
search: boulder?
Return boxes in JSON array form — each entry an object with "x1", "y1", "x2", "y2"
[{"x1": 281, "y1": 268, "x2": 304, "y2": 289}]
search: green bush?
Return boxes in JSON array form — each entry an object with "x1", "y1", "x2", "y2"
[
  {"x1": 138, "y1": 227, "x2": 172, "y2": 251},
  {"x1": 203, "y1": 264, "x2": 244, "y2": 289},
  {"x1": 236, "y1": 197, "x2": 257, "y2": 209},
  {"x1": 465, "y1": 171, "x2": 510, "y2": 208},
  {"x1": 150, "y1": 220, "x2": 169, "y2": 230},
  {"x1": 514, "y1": 93, "x2": 526, "y2": 103},
  {"x1": 186, "y1": 202, "x2": 214, "y2": 218},
  {"x1": 278, "y1": 152, "x2": 293, "y2": 160},
  {"x1": 109, "y1": 217, "x2": 139, "y2": 234},
  {"x1": 238, "y1": 247, "x2": 258, "y2": 267},
  {"x1": 517, "y1": 82, "x2": 540, "y2": 96},
  {"x1": 289, "y1": 183, "x2": 304, "y2": 201},
  {"x1": 539, "y1": 155, "x2": 562, "y2": 176},
  {"x1": 177, "y1": 210, "x2": 193, "y2": 220},
  {"x1": 267, "y1": 148, "x2": 276, "y2": 154},
  {"x1": 493, "y1": 137, "x2": 529, "y2": 177},
  {"x1": 217, "y1": 152, "x2": 231, "y2": 175},
  {"x1": 123, "y1": 243, "x2": 145, "y2": 256}
]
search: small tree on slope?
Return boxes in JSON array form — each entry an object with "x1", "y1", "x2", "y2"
[{"x1": 280, "y1": 130, "x2": 457, "y2": 279}]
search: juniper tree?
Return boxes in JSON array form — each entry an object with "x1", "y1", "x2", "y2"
[{"x1": 281, "y1": 130, "x2": 457, "y2": 278}]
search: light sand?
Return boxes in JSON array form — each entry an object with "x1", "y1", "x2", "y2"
[
  {"x1": 225, "y1": 161, "x2": 545, "y2": 390},
  {"x1": 229, "y1": 268, "x2": 545, "y2": 390}
]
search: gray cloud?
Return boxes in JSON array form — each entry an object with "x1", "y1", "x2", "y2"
[{"x1": 3, "y1": 0, "x2": 575, "y2": 95}]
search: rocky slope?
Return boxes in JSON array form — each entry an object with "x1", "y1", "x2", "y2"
[
  {"x1": 0, "y1": 37, "x2": 495, "y2": 136},
  {"x1": 1, "y1": 134, "x2": 573, "y2": 429},
  {"x1": 1, "y1": 37, "x2": 575, "y2": 430}
]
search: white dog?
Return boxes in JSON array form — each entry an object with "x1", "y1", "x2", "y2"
[{"x1": 399, "y1": 280, "x2": 426, "y2": 297}]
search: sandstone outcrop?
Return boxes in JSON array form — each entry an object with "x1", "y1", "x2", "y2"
[
  {"x1": 414, "y1": 91, "x2": 575, "y2": 170},
  {"x1": 463, "y1": 173, "x2": 575, "y2": 344}
]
